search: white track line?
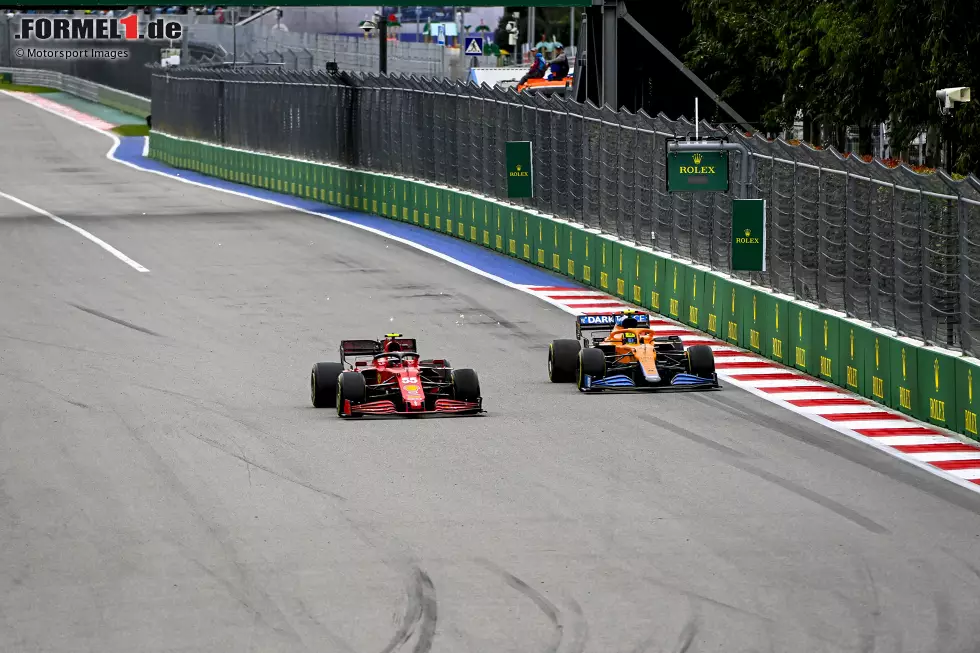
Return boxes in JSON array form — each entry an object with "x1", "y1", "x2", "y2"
[
  {"x1": 0, "y1": 189, "x2": 149, "y2": 272},
  {"x1": 11, "y1": 88, "x2": 980, "y2": 495}
]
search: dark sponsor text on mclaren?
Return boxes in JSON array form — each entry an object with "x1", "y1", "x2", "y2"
[{"x1": 15, "y1": 15, "x2": 182, "y2": 41}]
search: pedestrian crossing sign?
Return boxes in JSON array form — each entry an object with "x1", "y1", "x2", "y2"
[{"x1": 465, "y1": 37, "x2": 484, "y2": 56}]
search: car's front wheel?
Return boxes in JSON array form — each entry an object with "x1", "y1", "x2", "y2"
[
  {"x1": 337, "y1": 371, "x2": 367, "y2": 418},
  {"x1": 452, "y1": 368, "x2": 481, "y2": 402},
  {"x1": 686, "y1": 344, "x2": 716, "y2": 378},
  {"x1": 577, "y1": 347, "x2": 607, "y2": 389}
]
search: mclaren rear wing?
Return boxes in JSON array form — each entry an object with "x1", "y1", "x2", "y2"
[{"x1": 575, "y1": 311, "x2": 651, "y2": 339}]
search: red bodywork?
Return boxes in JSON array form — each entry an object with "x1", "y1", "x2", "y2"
[{"x1": 338, "y1": 337, "x2": 482, "y2": 417}]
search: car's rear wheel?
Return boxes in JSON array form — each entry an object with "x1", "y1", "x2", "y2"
[
  {"x1": 686, "y1": 344, "x2": 716, "y2": 378},
  {"x1": 337, "y1": 371, "x2": 366, "y2": 418},
  {"x1": 311, "y1": 362, "x2": 344, "y2": 408},
  {"x1": 452, "y1": 368, "x2": 481, "y2": 402},
  {"x1": 549, "y1": 339, "x2": 581, "y2": 383},
  {"x1": 577, "y1": 347, "x2": 606, "y2": 389}
]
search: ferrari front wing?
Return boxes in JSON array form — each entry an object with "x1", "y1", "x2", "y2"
[{"x1": 341, "y1": 398, "x2": 485, "y2": 417}]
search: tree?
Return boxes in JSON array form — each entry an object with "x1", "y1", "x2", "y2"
[
  {"x1": 810, "y1": 0, "x2": 888, "y2": 153},
  {"x1": 683, "y1": 0, "x2": 980, "y2": 171},
  {"x1": 683, "y1": 0, "x2": 786, "y2": 132}
]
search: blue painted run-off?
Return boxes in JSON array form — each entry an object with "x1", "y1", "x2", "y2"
[{"x1": 116, "y1": 136, "x2": 584, "y2": 288}]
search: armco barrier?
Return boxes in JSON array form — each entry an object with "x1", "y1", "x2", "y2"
[
  {"x1": 148, "y1": 130, "x2": 980, "y2": 444},
  {"x1": 0, "y1": 67, "x2": 150, "y2": 118}
]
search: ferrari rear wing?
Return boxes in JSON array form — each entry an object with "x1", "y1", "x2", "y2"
[
  {"x1": 575, "y1": 311, "x2": 651, "y2": 338},
  {"x1": 340, "y1": 339, "x2": 383, "y2": 357},
  {"x1": 339, "y1": 337, "x2": 419, "y2": 358}
]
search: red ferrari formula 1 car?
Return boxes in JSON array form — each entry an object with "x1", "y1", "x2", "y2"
[{"x1": 310, "y1": 333, "x2": 485, "y2": 418}]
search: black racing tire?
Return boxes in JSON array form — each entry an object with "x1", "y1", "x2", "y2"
[
  {"x1": 452, "y1": 368, "x2": 481, "y2": 402},
  {"x1": 577, "y1": 347, "x2": 606, "y2": 389},
  {"x1": 311, "y1": 362, "x2": 344, "y2": 408},
  {"x1": 549, "y1": 339, "x2": 581, "y2": 383},
  {"x1": 686, "y1": 344, "x2": 716, "y2": 378},
  {"x1": 336, "y1": 371, "x2": 367, "y2": 417}
]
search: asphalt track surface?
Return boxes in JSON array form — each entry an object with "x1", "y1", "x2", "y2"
[{"x1": 3, "y1": 94, "x2": 980, "y2": 653}]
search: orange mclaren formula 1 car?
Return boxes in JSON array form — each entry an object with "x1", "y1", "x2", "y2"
[
  {"x1": 548, "y1": 310, "x2": 720, "y2": 392},
  {"x1": 310, "y1": 333, "x2": 485, "y2": 418},
  {"x1": 516, "y1": 75, "x2": 573, "y2": 96}
]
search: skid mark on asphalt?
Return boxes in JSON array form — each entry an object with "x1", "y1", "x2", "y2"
[
  {"x1": 136, "y1": 383, "x2": 346, "y2": 502},
  {"x1": 186, "y1": 427, "x2": 347, "y2": 502},
  {"x1": 105, "y1": 405, "x2": 316, "y2": 650},
  {"x1": 0, "y1": 370, "x2": 91, "y2": 409},
  {"x1": 726, "y1": 459, "x2": 889, "y2": 535},
  {"x1": 627, "y1": 613, "x2": 698, "y2": 653},
  {"x1": 380, "y1": 566, "x2": 438, "y2": 653},
  {"x1": 476, "y1": 558, "x2": 588, "y2": 653},
  {"x1": 187, "y1": 556, "x2": 325, "y2": 652},
  {"x1": 69, "y1": 303, "x2": 163, "y2": 337},
  {"x1": 844, "y1": 557, "x2": 882, "y2": 653},
  {"x1": 476, "y1": 558, "x2": 563, "y2": 653},
  {"x1": 673, "y1": 617, "x2": 699, "y2": 653},
  {"x1": 636, "y1": 413, "x2": 748, "y2": 459},
  {"x1": 0, "y1": 332, "x2": 117, "y2": 357}
]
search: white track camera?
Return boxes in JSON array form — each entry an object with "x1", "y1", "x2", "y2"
[{"x1": 937, "y1": 87, "x2": 971, "y2": 114}]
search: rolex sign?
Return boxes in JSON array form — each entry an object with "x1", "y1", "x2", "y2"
[
  {"x1": 731, "y1": 199, "x2": 766, "y2": 271},
  {"x1": 667, "y1": 150, "x2": 729, "y2": 193},
  {"x1": 506, "y1": 141, "x2": 534, "y2": 199}
]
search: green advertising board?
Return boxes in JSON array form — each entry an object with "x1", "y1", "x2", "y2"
[
  {"x1": 917, "y1": 349, "x2": 957, "y2": 429},
  {"x1": 867, "y1": 332, "x2": 892, "y2": 405},
  {"x1": 955, "y1": 358, "x2": 980, "y2": 440},
  {"x1": 841, "y1": 321, "x2": 870, "y2": 397},
  {"x1": 667, "y1": 150, "x2": 729, "y2": 192},
  {"x1": 767, "y1": 296, "x2": 788, "y2": 363},
  {"x1": 505, "y1": 141, "x2": 534, "y2": 199},
  {"x1": 731, "y1": 199, "x2": 766, "y2": 272},
  {"x1": 742, "y1": 288, "x2": 767, "y2": 355},
  {"x1": 890, "y1": 341, "x2": 919, "y2": 416},
  {"x1": 1, "y1": 72, "x2": 13, "y2": 84},
  {"x1": 812, "y1": 312, "x2": 841, "y2": 386},
  {"x1": 703, "y1": 273, "x2": 726, "y2": 339}
]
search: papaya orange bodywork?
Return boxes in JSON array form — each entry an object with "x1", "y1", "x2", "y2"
[{"x1": 599, "y1": 325, "x2": 663, "y2": 376}]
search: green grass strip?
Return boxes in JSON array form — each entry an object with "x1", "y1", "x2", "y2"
[
  {"x1": 109, "y1": 124, "x2": 150, "y2": 137},
  {"x1": 0, "y1": 84, "x2": 59, "y2": 93}
]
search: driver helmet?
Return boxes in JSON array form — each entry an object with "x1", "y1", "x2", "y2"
[
  {"x1": 622, "y1": 331, "x2": 638, "y2": 345},
  {"x1": 383, "y1": 333, "x2": 402, "y2": 352},
  {"x1": 620, "y1": 309, "x2": 639, "y2": 329}
]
